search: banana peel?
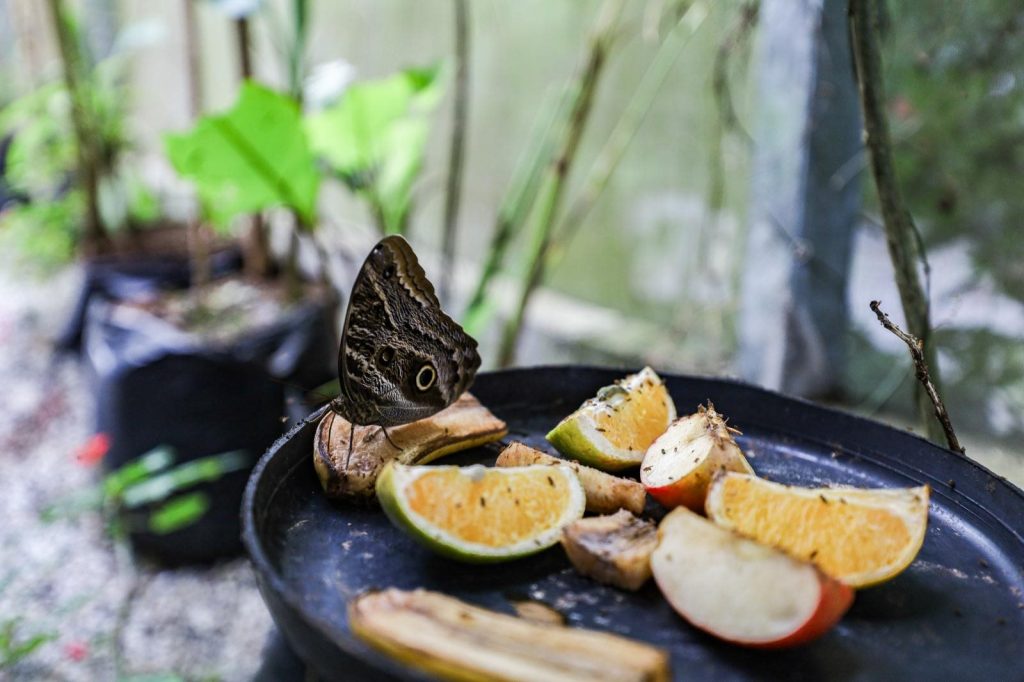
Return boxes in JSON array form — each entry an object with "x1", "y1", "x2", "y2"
[{"x1": 349, "y1": 588, "x2": 670, "y2": 682}]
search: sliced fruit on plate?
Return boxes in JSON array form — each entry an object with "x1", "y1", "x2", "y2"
[
  {"x1": 705, "y1": 472, "x2": 930, "y2": 588},
  {"x1": 561, "y1": 510, "x2": 658, "y2": 591},
  {"x1": 640, "y1": 402, "x2": 753, "y2": 510},
  {"x1": 496, "y1": 442, "x2": 646, "y2": 515},
  {"x1": 376, "y1": 462, "x2": 586, "y2": 563},
  {"x1": 651, "y1": 507, "x2": 853, "y2": 649},
  {"x1": 314, "y1": 392, "x2": 507, "y2": 501},
  {"x1": 546, "y1": 367, "x2": 676, "y2": 472},
  {"x1": 350, "y1": 589, "x2": 671, "y2": 682}
]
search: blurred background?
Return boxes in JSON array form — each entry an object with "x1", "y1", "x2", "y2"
[{"x1": 0, "y1": 0, "x2": 1020, "y2": 679}]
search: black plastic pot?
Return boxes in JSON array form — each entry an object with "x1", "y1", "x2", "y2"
[{"x1": 82, "y1": 289, "x2": 337, "y2": 564}]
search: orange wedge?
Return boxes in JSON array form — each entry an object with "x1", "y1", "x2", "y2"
[
  {"x1": 376, "y1": 462, "x2": 585, "y2": 563},
  {"x1": 546, "y1": 367, "x2": 676, "y2": 471},
  {"x1": 705, "y1": 473, "x2": 929, "y2": 588}
]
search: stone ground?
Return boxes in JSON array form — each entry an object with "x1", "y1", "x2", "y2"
[{"x1": 0, "y1": 265, "x2": 275, "y2": 681}]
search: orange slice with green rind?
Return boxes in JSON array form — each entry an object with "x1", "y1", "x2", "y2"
[
  {"x1": 376, "y1": 462, "x2": 586, "y2": 563},
  {"x1": 546, "y1": 367, "x2": 676, "y2": 471}
]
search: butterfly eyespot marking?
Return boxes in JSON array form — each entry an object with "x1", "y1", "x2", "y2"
[
  {"x1": 415, "y1": 364, "x2": 436, "y2": 391},
  {"x1": 382, "y1": 265, "x2": 396, "y2": 279}
]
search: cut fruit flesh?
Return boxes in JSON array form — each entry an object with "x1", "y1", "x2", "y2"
[
  {"x1": 350, "y1": 588, "x2": 671, "y2": 682},
  {"x1": 705, "y1": 473, "x2": 930, "y2": 587},
  {"x1": 641, "y1": 403, "x2": 753, "y2": 510},
  {"x1": 376, "y1": 462, "x2": 586, "y2": 562},
  {"x1": 651, "y1": 507, "x2": 853, "y2": 648},
  {"x1": 546, "y1": 367, "x2": 676, "y2": 471}
]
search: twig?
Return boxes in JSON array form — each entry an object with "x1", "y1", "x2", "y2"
[
  {"x1": 439, "y1": 0, "x2": 470, "y2": 306},
  {"x1": 870, "y1": 301, "x2": 964, "y2": 453},
  {"x1": 849, "y1": 0, "x2": 945, "y2": 442}
]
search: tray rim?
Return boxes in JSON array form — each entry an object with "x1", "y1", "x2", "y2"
[{"x1": 241, "y1": 364, "x2": 1024, "y2": 678}]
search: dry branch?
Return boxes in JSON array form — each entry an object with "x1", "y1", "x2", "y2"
[{"x1": 870, "y1": 301, "x2": 964, "y2": 454}]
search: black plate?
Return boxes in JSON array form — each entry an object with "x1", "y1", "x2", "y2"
[{"x1": 242, "y1": 367, "x2": 1024, "y2": 681}]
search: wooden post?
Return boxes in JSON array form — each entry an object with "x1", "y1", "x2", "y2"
[{"x1": 738, "y1": 0, "x2": 861, "y2": 398}]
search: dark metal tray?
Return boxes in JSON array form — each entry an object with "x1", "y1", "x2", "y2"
[{"x1": 242, "y1": 367, "x2": 1024, "y2": 681}]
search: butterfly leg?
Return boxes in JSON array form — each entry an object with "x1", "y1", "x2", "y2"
[
  {"x1": 344, "y1": 421, "x2": 355, "y2": 470},
  {"x1": 378, "y1": 425, "x2": 401, "y2": 451}
]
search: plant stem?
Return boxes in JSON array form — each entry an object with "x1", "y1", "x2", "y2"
[
  {"x1": 234, "y1": 15, "x2": 271, "y2": 279},
  {"x1": 182, "y1": 0, "x2": 210, "y2": 290},
  {"x1": 439, "y1": 0, "x2": 470, "y2": 307},
  {"x1": 849, "y1": 0, "x2": 945, "y2": 443},
  {"x1": 496, "y1": 0, "x2": 623, "y2": 367},
  {"x1": 46, "y1": 0, "x2": 106, "y2": 256},
  {"x1": 285, "y1": 0, "x2": 309, "y2": 299},
  {"x1": 461, "y1": 87, "x2": 568, "y2": 335}
]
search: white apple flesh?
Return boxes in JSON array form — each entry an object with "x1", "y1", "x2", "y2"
[
  {"x1": 651, "y1": 507, "x2": 853, "y2": 649},
  {"x1": 641, "y1": 404, "x2": 753, "y2": 511}
]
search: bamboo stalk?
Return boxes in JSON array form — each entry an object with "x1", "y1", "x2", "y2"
[
  {"x1": 849, "y1": 0, "x2": 945, "y2": 442},
  {"x1": 496, "y1": 0, "x2": 623, "y2": 367},
  {"x1": 438, "y1": 0, "x2": 470, "y2": 306},
  {"x1": 46, "y1": 0, "x2": 106, "y2": 256},
  {"x1": 461, "y1": 87, "x2": 568, "y2": 335},
  {"x1": 549, "y1": 0, "x2": 711, "y2": 271}
]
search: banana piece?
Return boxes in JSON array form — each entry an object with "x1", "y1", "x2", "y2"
[
  {"x1": 314, "y1": 393, "x2": 507, "y2": 502},
  {"x1": 495, "y1": 442, "x2": 646, "y2": 515},
  {"x1": 349, "y1": 588, "x2": 670, "y2": 682},
  {"x1": 561, "y1": 510, "x2": 658, "y2": 591}
]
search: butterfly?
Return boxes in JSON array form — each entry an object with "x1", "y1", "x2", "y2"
[{"x1": 328, "y1": 235, "x2": 481, "y2": 447}]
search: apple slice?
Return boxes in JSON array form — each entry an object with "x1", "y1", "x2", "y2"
[
  {"x1": 651, "y1": 507, "x2": 853, "y2": 649},
  {"x1": 640, "y1": 402, "x2": 753, "y2": 510}
]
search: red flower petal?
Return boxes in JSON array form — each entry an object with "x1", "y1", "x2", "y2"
[
  {"x1": 64, "y1": 640, "x2": 89, "y2": 661},
  {"x1": 75, "y1": 433, "x2": 111, "y2": 466}
]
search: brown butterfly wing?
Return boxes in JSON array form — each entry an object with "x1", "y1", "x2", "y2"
[{"x1": 335, "y1": 235, "x2": 480, "y2": 427}]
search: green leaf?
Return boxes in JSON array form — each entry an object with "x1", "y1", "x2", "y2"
[
  {"x1": 305, "y1": 66, "x2": 444, "y2": 233},
  {"x1": 0, "y1": 619, "x2": 56, "y2": 669},
  {"x1": 121, "y1": 450, "x2": 250, "y2": 508},
  {"x1": 165, "y1": 82, "x2": 320, "y2": 228},
  {"x1": 103, "y1": 446, "x2": 176, "y2": 499},
  {"x1": 147, "y1": 493, "x2": 210, "y2": 535}
]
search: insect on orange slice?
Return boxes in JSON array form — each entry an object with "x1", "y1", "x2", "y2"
[
  {"x1": 376, "y1": 462, "x2": 585, "y2": 563},
  {"x1": 546, "y1": 367, "x2": 676, "y2": 471},
  {"x1": 705, "y1": 473, "x2": 930, "y2": 588}
]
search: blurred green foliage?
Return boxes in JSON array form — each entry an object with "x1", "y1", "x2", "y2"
[
  {"x1": 165, "y1": 82, "x2": 320, "y2": 230},
  {"x1": 43, "y1": 446, "x2": 251, "y2": 537},
  {"x1": 885, "y1": 1, "x2": 1024, "y2": 302},
  {"x1": 0, "y1": 17, "x2": 156, "y2": 267},
  {"x1": 306, "y1": 65, "x2": 444, "y2": 235}
]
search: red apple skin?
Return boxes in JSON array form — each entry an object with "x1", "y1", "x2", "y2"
[
  {"x1": 742, "y1": 573, "x2": 853, "y2": 649},
  {"x1": 644, "y1": 475, "x2": 709, "y2": 512},
  {"x1": 641, "y1": 441, "x2": 753, "y2": 512}
]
